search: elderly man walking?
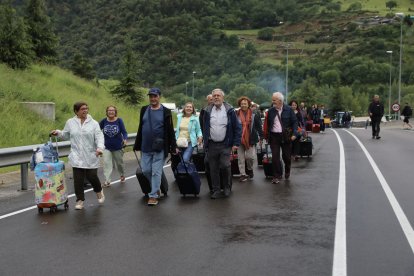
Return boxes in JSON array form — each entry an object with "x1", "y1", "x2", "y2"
[
  {"x1": 201, "y1": 88, "x2": 241, "y2": 199},
  {"x1": 368, "y1": 95, "x2": 384, "y2": 139},
  {"x1": 263, "y1": 92, "x2": 298, "y2": 184}
]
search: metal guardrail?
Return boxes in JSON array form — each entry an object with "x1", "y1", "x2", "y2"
[{"x1": 0, "y1": 133, "x2": 137, "y2": 190}]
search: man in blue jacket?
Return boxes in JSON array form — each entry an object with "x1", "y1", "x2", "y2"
[
  {"x1": 202, "y1": 88, "x2": 242, "y2": 199},
  {"x1": 264, "y1": 92, "x2": 298, "y2": 184}
]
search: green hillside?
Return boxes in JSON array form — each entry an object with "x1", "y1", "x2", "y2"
[{"x1": 0, "y1": 63, "x2": 147, "y2": 148}]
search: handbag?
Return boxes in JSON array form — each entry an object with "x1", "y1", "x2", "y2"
[
  {"x1": 148, "y1": 108, "x2": 164, "y2": 152},
  {"x1": 176, "y1": 137, "x2": 188, "y2": 148}
]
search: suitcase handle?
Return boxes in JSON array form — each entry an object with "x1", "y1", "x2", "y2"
[
  {"x1": 133, "y1": 151, "x2": 143, "y2": 171},
  {"x1": 177, "y1": 152, "x2": 189, "y2": 174},
  {"x1": 48, "y1": 134, "x2": 59, "y2": 162}
]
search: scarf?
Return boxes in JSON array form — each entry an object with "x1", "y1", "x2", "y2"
[{"x1": 238, "y1": 108, "x2": 252, "y2": 149}]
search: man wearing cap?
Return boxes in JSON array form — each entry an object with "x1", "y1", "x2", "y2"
[{"x1": 133, "y1": 88, "x2": 178, "y2": 206}]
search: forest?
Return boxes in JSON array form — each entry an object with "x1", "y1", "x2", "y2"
[{"x1": 2, "y1": 0, "x2": 414, "y2": 116}]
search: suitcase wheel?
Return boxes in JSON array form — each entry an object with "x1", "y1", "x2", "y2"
[
  {"x1": 49, "y1": 206, "x2": 57, "y2": 213},
  {"x1": 38, "y1": 207, "x2": 43, "y2": 213}
]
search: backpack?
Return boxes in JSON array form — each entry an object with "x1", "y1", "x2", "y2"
[{"x1": 30, "y1": 140, "x2": 59, "y2": 170}]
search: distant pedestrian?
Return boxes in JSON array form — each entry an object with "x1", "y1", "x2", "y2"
[
  {"x1": 319, "y1": 105, "x2": 326, "y2": 133},
  {"x1": 289, "y1": 100, "x2": 304, "y2": 161},
  {"x1": 368, "y1": 95, "x2": 384, "y2": 139},
  {"x1": 99, "y1": 105, "x2": 128, "y2": 187},
  {"x1": 236, "y1": 96, "x2": 264, "y2": 181},
  {"x1": 51, "y1": 101, "x2": 105, "y2": 210},
  {"x1": 133, "y1": 88, "x2": 178, "y2": 206},
  {"x1": 263, "y1": 92, "x2": 298, "y2": 184},
  {"x1": 401, "y1": 103, "x2": 413, "y2": 129},
  {"x1": 175, "y1": 102, "x2": 203, "y2": 162},
  {"x1": 201, "y1": 88, "x2": 241, "y2": 199}
]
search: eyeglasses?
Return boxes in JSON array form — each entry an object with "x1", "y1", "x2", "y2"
[
  {"x1": 107, "y1": 109, "x2": 116, "y2": 112},
  {"x1": 80, "y1": 107, "x2": 89, "y2": 110}
]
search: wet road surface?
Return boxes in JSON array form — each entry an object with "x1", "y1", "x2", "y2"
[{"x1": 1, "y1": 126, "x2": 413, "y2": 275}]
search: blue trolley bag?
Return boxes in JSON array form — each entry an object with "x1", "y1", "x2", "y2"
[{"x1": 175, "y1": 153, "x2": 201, "y2": 197}]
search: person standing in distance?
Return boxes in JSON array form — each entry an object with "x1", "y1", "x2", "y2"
[
  {"x1": 51, "y1": 101, "x2": 105, "y2": 210},
  {"x1": 368, "y1": 95, "x2": 384, "y2": 139},
  {"x1": 401, "y1": 102, "x2": 413, "y2": 129},
  {"x1": 202, "y1": 88, "x2": 241, "y2": 199},
  {"x1": 133, "y1": 88, "x2": 178, "y2": 206}
]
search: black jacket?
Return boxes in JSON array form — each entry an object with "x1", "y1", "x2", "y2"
[
  {"x1": 133, "y1": 105, "x2": 177, "y2": 158},
  {"x1": 264, "y1": 105, "x2": 298, "y2": 143},
  {"x1": 368, "y1": 101, "x2": 384, "y2": 118},
  {"x1": 401, "y1": 105, "x2": 412, "y2": 117}
]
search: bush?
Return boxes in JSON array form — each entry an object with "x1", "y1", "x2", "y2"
[{"x1": 257, "y1": 27, "x2": 274, "y2": 41}]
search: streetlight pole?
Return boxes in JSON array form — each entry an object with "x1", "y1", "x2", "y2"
[
  {"x1": 282, "y1": 43, "x2": 292, "y2": 104},
  {"x1": 396, "y1": 12, "x2": 404, "y2": 120},
  {"x1": 192, "y1": 71, "x2": 196, "y2": 102},
  {"x1": 386, "y1": 51, "x2": 393, "y2": 119}
]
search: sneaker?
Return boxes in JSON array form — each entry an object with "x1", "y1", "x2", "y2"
[
  {"x1": 248, "y1": 172, "x2": 254, "y2": 179},
  {"x1": 376, "y1": 136, "x2": 381, "y2": 139},
  {"x1": 239, "y1": 175, "x2": 248, "y2": 182},
  {"x1": 271, "y1": 177, "x2": 280, "y2": 184},
  {"x1": 75, "y1": 200, "x2": 84, "y2": 210},
  {"x1": 120, "y1": 176, "x2": 126, "y2": 183},
  {"x1": 157, "y1": 190, "x2": 161, "y2": 197},
  {"x1": 102, "y1": 181, "x2": 111, "y2": 188},
  {"x1": 97, "y1": 190, "x2": 105, "y2": 204},
  {"x1": 285, "y1": 173, "x2": 290, "y2": 180},
  {"x1": 147, "y1": 197, "x2": 158, "y2": 206},
  {"x1": 210, "y1": 191, "x2": 225, "y2": 199}
]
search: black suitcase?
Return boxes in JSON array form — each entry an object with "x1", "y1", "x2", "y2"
[
  {"x1": 191, "y1": 146, "x2": 205, "y2": 172},
  {"x1": 231, "y1": 152, "x2": 240, "y2": 175},
  {"x1": 262, "y1": 144, "x2": 283, "y2": 178},
  {"x1": 299, "y1": 137, "x2": 313, "y2": 157},
  {"x1": 174, "y1": 155, "x2": 201, "y2": 197},
  {"x1": 134, "y1": 151, "x2": 168, "y2": 196},
  {"x1": 256, "y1": 143, "x2": 265, "y2": 166}
]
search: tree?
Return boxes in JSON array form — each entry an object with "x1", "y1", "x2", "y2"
[
  {"x1": 70, "y1": 52, "x2": 95, "y2": 80},
  {"x1": 25, "y1": 0, "x2": 58, "y2": 63},
  {"x1": 0, "y1": 4, "x2": 33, "y2": 69},
  {"x1": 111, "y1": 38, "x2": 144, "y2": 105},
  {"x1": 386, "y1": 1, "x2": 397, "y2": 11},
  {"x1": 257, "y1": 27, "x2": 274, "y2": 41},
  {"x1": 321, "y1": 69, "x2": 340, "y2": 88}
]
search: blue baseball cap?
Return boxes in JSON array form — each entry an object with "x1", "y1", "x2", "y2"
[{"x1": 148, "y1": 87, "x2": 161, "y2": 96}]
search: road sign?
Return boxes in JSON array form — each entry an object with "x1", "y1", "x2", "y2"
[{"x1": 392, "y1": 103, "x2": 400, "y2": 112}]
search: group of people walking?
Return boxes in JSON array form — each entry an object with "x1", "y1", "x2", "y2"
[{"x1": 55, "y1": 87, "x2": 381, "y2": 209}]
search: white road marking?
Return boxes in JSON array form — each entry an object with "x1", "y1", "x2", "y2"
[
  {"x1": 0, "y1": 164, "x2": 172, "y2": 221},
  {"x1": 331, "y1": 129, "x2": 347, "y2": 276},
  {"x1": 345, "y1": 130, "x2": 414, "y2": 254}
]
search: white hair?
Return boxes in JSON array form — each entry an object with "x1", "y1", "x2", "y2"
[
  {"x1": 272, "y1": 92, "x2": 284, "y2": 102},
  {"x1": 212, "y1": 88, "x2": 225, "y2": 97}
]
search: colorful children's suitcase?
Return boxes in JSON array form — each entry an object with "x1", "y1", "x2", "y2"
[
  {"x1": 134, "y1": 151, "x2": 168, "y2": 197},
  {"x1": 34, "y1": 161, "x2": 69, "y2": 213}
]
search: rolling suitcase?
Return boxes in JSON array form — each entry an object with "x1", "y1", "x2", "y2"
[
  {"x1": 134, "y1": 151, "x2": 168, "y2": 197},
  {"x1": 174, "y1": 154, "x2": 201, "y2": 197},
  {"x1": 231, "y1": 152, "x2": 240, "y2": 175},
  {"x1": 306, "y1": 120, "x2": 313, "y2": 132},
  {"x1": 32, "y1": 136, "x2": 68, "y2": 213},
  {"x1": 262, "y1": 144, "x2": 283, "y2": 179},
  {"x1": 299, "y1": 136, "x2": 313, "y2": 157},
  {"x1": 256, "y1": 143, "x2": 265, "y2": 166},
  {"x1": 191, "y1": 146, "x2": 205, "y2": 172},
  {"x1": 312, "y1": 124, "x2": 320, "y2": 133}
]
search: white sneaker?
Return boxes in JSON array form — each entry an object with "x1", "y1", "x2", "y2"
[
  {"x1": 102, "y1": 181, "x2": 111, "y2": 188},
  {"x1": 75, "y1": 200, "x2": 84, "y2": 210},
  {"x1": 97, "y1": 190, "x2": 105, "y2": 204}
]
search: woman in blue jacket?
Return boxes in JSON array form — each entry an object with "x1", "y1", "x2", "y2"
[{"x1": 176, "y1": 102, "x2": 203, "y2": 162}]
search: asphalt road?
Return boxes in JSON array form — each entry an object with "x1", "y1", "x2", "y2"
[{"x1": 0, "y1": 125, "x2": 413, "y2": 276}]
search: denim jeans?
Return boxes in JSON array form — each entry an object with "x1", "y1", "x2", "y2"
[
  {"x1": 141, "y1": 150, "x2": 165, "y2": 198},
  {"x1": 181, "y1": 142, "x2": 193, "y2": 163}
]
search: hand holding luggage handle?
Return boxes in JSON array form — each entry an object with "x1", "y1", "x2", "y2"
[{"x1": 48, "y1": 133, "x2": 59, "y2": 163}]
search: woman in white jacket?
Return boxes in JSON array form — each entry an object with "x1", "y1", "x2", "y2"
[{"x1": 51, "y1": 101, "x2": 105, "y2": 210}]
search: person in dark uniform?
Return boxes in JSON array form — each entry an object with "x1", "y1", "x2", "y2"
[{"x1": 368, "y1": 95, "x2": 384, "y2": 139}]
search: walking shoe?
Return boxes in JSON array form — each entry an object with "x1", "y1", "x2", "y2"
[
  {"x1": 248, "y1": 172, "x2": 254, "y2": 179},
  {"x1": 271, "y1": 177, "x2": 280, "y2": 184},
  {"x1": 147, "y1": 197, "x2": 158, "y2": 206},
  {"x1": 376, "y1": 136, "x2": 381, "y2": 139},
  {"x1": 157, "y1": 190, "x2": 161, "y2": 197},
  {"x1": 120, "y1": 176, "x2": 126, "y2": 183},
  {"x1": 75, "y1": 200, "x2": 84, "y2": 210},
  {"x1": 210, "y1": 191, "x2": 225, "y2": 199},
  {"x1": 97, "y1": 190, "x2": 105, "y2": 204},
  {"x1": 285, "y1": 173, "x2": 290, "y2": 180},
  {"x1": 239, "y1": 175, "x2": 248, "y2": 182},
  {"x1": 224, "y1": 188, "x2": 231, "y2": 197},
  {"x1": 102, "y1": 181, "x2": 111, "y2": 188}
]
